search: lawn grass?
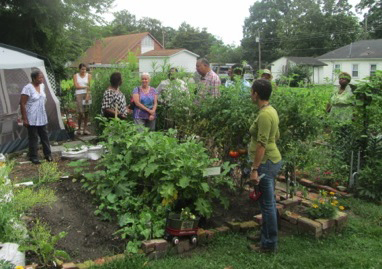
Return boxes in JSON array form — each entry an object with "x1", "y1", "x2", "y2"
[{"x1": 91, "y1": 197, "x2": 382, "y2": 269}]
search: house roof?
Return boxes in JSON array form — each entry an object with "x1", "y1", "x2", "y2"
[
  {"x1": 139, "y1": 48, "x2": 199, "y2": 58},
  {"x1": 74, "y1": 32, "x2": 163, "y2": 66},
  {"x1": 317, "y1": 39, "x2": 382, "y2": 60},
  {"x1": 287, "y1": 57, "x2": 327, "y2": 66}
]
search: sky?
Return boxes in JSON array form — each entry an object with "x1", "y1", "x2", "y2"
[{"x1": 105, "y1": 0, "x2": 362, "y2": 46}]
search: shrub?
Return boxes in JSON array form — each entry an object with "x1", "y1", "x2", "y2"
[{"x1": 83, "y1": 119, "x2": 234, "y2": 252}]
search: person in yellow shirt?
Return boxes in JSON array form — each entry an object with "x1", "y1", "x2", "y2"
[{"x1": 248, "y1": 79, "x2": 282, "y2": 253}]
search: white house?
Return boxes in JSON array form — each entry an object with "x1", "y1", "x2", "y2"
[
  {"x1": 138, "y1": 49, "x2": 199, "y2": 74},
  {"x1": 270, "y1": 57, "x2": 327, "y2": 84},
  {"x1": 317, "y1": 39, "x2": 382, "y2": 84}
]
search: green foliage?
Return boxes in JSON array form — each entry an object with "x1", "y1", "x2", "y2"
[
  {"x1": 0, "y1": 260, "x2": 15, "y2": 269},
  {"x1": 20, "y1": 220, "x2": 70, "y2": 267},
  {"x1": 37, "y1": 162, "x2": 61, "y2": 185},
  {"x1": 306, "y1": 191, "x2": 343, "y2": 219},
  {"x1": 83, "y1": 120, "x2": 233, "y2": 251},
  {"x1": 279, "y1": 65, "x2": 313, "y2": 87}
]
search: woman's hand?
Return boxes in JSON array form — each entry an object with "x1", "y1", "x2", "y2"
[
  {"x1": 148, "y1": 109, "x2": 155, "y2": 115},
  {"x1": 23, "y1": 119, "x2": 29, "y2": 127},
  {"x1": 149, "y1": 115, "x2": 155, "y2": 121},
  {"x1": 85, "y1": 93, "x2": 90, "y2": 101},
  {"x1": 250, "y1": 170, "x2": 260, "y2": 185}
]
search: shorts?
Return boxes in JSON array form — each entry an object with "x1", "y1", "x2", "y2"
[{"x1": 76, "y1": 93, "x2": 91, "y2": 113}]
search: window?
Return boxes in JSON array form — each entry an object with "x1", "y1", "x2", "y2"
[
  {"x1": 334, "y1": 64, "x2": 341, "y2": 74},
  {"x1": 352, "y1": 64, "x2": 358, "y2": 77},
  {"x1": 370, "y1": 64, "x2": 377, "y2": 77}
]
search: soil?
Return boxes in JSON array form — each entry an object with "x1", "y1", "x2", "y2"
[{"x1": 8, "y1": 151, "x2": 260, "y2": 265}]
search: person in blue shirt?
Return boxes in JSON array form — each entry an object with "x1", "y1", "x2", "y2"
[{"x1": 225, "y1": 64, "x2": 251, "y2": 92}]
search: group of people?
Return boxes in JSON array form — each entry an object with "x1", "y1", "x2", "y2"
[{"x1": 22, "y1": 59, "x2": 359, "y2": 255}]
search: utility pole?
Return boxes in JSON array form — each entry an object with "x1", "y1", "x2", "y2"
[
  {"x1": 256, "y1": 30, "x2": 261, "y2": 71},
  {"x1": 162, "y1": 30, "x2": 165, "y2": 49}
]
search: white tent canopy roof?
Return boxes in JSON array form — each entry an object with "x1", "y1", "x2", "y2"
[{"x1": 0, "y1": 45, "x2": 44, "y2": 69}]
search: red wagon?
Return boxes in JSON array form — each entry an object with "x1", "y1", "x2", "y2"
[{"x1": 164, "y1": 213, "x2": 199, "y2": 245}]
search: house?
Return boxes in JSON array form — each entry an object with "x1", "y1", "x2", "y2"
[
  {"x1": 270, "y1": 57, "x2": 327, "y2": 84},
  {"x1": 73, "y1": 32, "x2": 199, "y2": 74},
  {"x1": 138, "y1": 49, "x2": 199, "y2": 73},
  {"x1": 317, "y1": 39, "x2": 382, "y2": 84},
  {"x1": 73, "y1": 32, "x2": 164, "y2": 67}
]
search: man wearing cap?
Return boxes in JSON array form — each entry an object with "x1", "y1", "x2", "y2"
[
  {"x1": 326, "y1": 72, "x2": 355, "y2": 123},
  {"x1": 196, "y1": 58, "x2": 221, "y2": 97}
]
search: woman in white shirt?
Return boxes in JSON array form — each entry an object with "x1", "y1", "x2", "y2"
[
  {"x1": 20, "y1": 70, "x2": 52, "y2": 164},
  {"x1": 73, "y1": 63, "x2": 92, "y2": 135}
]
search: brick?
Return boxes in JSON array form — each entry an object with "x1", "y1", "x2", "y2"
[
  {"x1": 317, "y1": 185, "x2": 338, "y2": 193},
  {"x1": 225, "y1": 221, "x2": 241, "y2": 232},
  {"x1": 306, "y1": 192, "x2": 319, "y2": 201},
  {"x1": 276, "y1": 203, "x2": 285, "y2": 215},
  {"x1": 215, "y1": 226, "x2": 230, "y2": 234},
  {"x1": 315, "y1": 218, "x2": 336, "y2": 235},
  {"x1": 280, "y1": 219, "x2": 298, "y2": 233},
  {"x1": 279, "y1": 197, "x2": 301, "y2": 208},
  {"x1": 141, "y1": 239, "x2": 168, "y2": 253},
  {"x1": 275, "y1": 181, "x2": 287, "y2": 192},
  {"x1": 277, "y1": 175, "x2": 286, "y2": 182},
  {"x1": 301, "y1": 199, "x2": 313, "y2": 207},
  {"x1": 239, "y1": 221, "x2": 259, "y2": 231},
  {"x1": 333, "y1": 211, "x2": 348, "y2": 232},
  {"x1": 94, "y1": 258, "x2": 106, "y2": 265},
  {"x1": 205, "y1": 230, "x2": 215, "y2": 241},
  {"x1": 295, "y1": 191, "x2": 304, "y2": 198},
  {"x1": 297, "y1": 217, "x2": 322, "y2": 238},
  {"x1": 75, "y1": 264, "x2": 89, "y2": 269},
  {"x1": 299, "y1": 178, "x2": 315, "y2": 186},
  {"x1": 176, "y1": 240, "x2": 191, "y2": 254},
  {"x1": 197, "y1": 228, "x2": 207, "y2": 244},
  {"x1": 62, "y1": 263, "x2": 78, "y2": 269},
  {"x1": 254, "y1": 214, "x2": 262, "y2": 225},
  {"x1": 147, "y1": 250, "x2": 167, "y2": 260},
  {"x1": 281, "y1": 211, "x2": 302, "y2": 224}
]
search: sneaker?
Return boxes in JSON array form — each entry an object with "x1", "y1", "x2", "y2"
[
  {"x1": 83, "y1": 130, "x2": 91, "y2": 135},
  {"x1": 30, "y1": 158, "x2": 41, "y2": 164},
  {"x1": 45, "y1": 155, "x2": 53, "y2": 162},
  {"x1": 248, "y1": 244, "x2": 277, "y2": 254}
]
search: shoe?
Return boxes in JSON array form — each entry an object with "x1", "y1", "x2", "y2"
[
  {"x1": 83, "y1": 129, "x2": 91, "y2": 135},
  {"x1": 248, "y1": 244, "x2": 277, "y2": 254},
  {"x1": 247, "y1": 234, "x2": 261, "y2": 242},
  {"x1": 30, "y1": 158, "x2": 41, "y2": 164},
  {"x1": 45, "y1": 155, "x2": 53, "y2": 162}
]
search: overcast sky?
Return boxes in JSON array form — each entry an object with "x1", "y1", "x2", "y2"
[{"x1": 105, "y1": 0, "x2": 362, "y2": 46}]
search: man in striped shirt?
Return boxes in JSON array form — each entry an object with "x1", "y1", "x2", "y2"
[{"x1": 196, "y1": 58, "x2": 221, "y2": 97}]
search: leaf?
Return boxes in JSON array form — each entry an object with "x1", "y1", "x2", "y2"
[
  {"x1": 144, "y1": 163, "x2": 159, "y2": 177},
  {"x1": 201, "y1": 182, "x2": 210, "y2": 193},
  {"x1": 107, "y1": 193, "x2": 116, "y2": 203},
  {"x1": 160, "y1": 183, "x2": 176, "y2": 199},
  {"x1": 118, "y1": 213, "x2": 135, "y2": 226},
  {"x1": 177, "y1": 176, "x2": 190, "y2": 188}
]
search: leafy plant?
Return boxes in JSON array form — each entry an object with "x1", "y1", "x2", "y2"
[
  {"x1": 37, "y1": 162, "x2": 61, "y2": 185},
  {"x1": 0, "y1": 260, "x2": 15, "y2": 269},
  {"x1": 20, "y1": 220, "x2": 70, "y2": 267},
  {"x1": 306, "y1": 191, "x2": 344, "y2": 219},
  {"x1": 83, "y1": 119, "x2": 233, "y2": 252}
]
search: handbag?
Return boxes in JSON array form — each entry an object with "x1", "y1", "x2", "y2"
[{"x1": 128, "y1": 87, "x2": 140, "y2": 110}]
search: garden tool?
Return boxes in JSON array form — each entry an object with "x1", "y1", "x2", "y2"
[{"x1": 248, "y1": 174, "x2": 265, "y2": 201}]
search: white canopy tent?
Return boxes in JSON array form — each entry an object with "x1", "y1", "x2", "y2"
[{"x1": 0, "y1": 43, "x2": 66, "y2": 153}]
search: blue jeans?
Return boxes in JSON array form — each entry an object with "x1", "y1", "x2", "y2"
[{"x1": 258, "y1": 159, "x2": 282, "y2": 250}]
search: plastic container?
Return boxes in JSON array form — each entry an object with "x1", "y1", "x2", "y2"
[{"x1": 0, "y1": 243, "x2": 25, "y2": 267}]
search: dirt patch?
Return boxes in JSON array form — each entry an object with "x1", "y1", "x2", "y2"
[{"x1": 28, "y1": 178, "x2": 126, "y2": 263}]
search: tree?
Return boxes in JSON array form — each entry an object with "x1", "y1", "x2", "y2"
[
  {"x1": 109, "y1": 10, "x2": 138, "y2": 36},
  {"x1": 169, "y1": 22, "x2": 219, "y2": 58},
  {"x1": 357, "y1": 0, "x2": 382, "y2": 38},
  {"x1": 242, "y1": 0, "x2": 362, "y2": 70},
  {"x1": 0, "y1": 0, "x2": 114, "y2": 78},
  {"x1": 208, "y1": 43, "x2": 243, "y2": 63}
]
